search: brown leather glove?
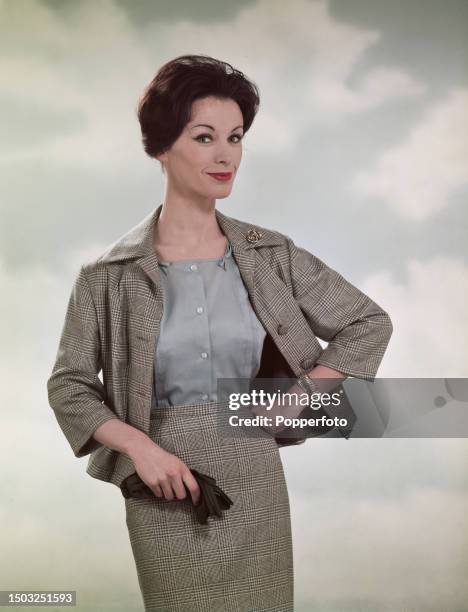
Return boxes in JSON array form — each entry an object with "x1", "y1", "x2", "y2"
[{"x1": 120, "y1": 468, "x2": 233, "y2": 525}]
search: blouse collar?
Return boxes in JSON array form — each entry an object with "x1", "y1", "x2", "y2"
[{"x1": 158, "y1": 240, "x2": 232, "y2": 275}]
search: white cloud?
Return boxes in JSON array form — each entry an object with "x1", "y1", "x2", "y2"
[
  {"x1": 1, "y1": 244, "x2": 467, "y2": 609},
  {"x1": 308, "y1": 66, "x2": 425, "y2": 115},
  {"x1": 290, "y1": 485, "x2": 468, "y2": 610},
  {"x1": 0, "y1": 0, "x2": 152, "y2": 166},
  {"x1": 360, "y1": 255, "x2": 468, "y2": 377},
  {"x1": 1, "y1": 1, "x2": 466, "y2": 604},
  {"x1": 351, "y1": 88, "x2": 468, "y2": 219},
  {"x1": 0, "y1": 0, "x2": 425, "y2": 164},
  {"x1": 148, "y1": 0, "x2": 425, "y2": 149}
]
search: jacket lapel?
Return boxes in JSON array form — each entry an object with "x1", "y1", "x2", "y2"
[
  {"x1": 100, "y1": 203, "x2": 295, "y2": 427},
  {"x1": 100, "y1": 202, "x2": 284, "y2": 303}
]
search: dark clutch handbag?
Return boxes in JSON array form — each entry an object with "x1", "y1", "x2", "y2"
[
  {"x1": 120, "y1": 468, "x2": 233, "y2": 525},
  {"x1": 275, "y1": 436, "x2": 307, "y2": 447}
]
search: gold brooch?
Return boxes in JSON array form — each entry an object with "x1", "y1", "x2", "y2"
[{"x1": 246, "y1": 228, "x2": 262, "y2": 243}]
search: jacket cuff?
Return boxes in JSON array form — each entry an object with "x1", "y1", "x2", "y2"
[
  {"x1": 296, "y1": 372, "x2": 321, "y2": 396},
  {"x1": 314, "y1": 345, "x2": 384, "y2": 381},
  {"x1": 48, "y1": 382, "x2": 119, "y2": 458}
]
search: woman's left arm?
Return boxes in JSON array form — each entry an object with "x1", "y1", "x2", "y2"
[
  {"x1": 251, "y1": 237, "x2": 393, "y2": 432},
  {"x1": 286, "y1": 236, "x2": 393, "y2": 384}
]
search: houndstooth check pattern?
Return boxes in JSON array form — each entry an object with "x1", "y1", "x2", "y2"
[
  {"x1": 125, "y1": 402, "x2": 294, "y2": 611},
  {"x1": 47, "y1": 202, "x2": 393, "y2": 488}
]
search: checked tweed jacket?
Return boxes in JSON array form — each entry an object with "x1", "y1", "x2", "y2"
[{"x1": 47, "y1": 203, "x2": 393, "y2": 489}]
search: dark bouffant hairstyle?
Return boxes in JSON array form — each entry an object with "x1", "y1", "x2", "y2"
[{"x1": 136, "y1": 54, "x2": 260, "y2": 161}]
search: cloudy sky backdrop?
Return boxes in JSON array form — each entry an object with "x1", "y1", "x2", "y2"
[{"x1": 1, "y1": 0, "x2": 467, "y2": 610}]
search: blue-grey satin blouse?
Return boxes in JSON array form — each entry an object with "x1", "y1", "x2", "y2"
[{"x1": 151, "y1": 240, "x2": 267, "y2": 408}]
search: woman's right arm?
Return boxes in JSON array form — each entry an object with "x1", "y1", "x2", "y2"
[
  {"x1": 47, "y1": 265, "x2": 199, "y2": 505},
  {"x1": 93, "y1": 420, "x2": 200, "y2": 505}
]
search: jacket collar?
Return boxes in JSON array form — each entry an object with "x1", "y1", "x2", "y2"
[{"x1": 98, "y1": 202, "x2": 284, "y2": 264}]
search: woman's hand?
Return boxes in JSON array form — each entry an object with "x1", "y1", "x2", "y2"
[
  {"x1": 250, "y1": 382, "x2": 306, "y2": 435},
  {"x1": 128, "y1": 438, "x2": 201, "y2": 505}
]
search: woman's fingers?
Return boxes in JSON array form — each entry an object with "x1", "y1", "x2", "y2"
[
  {"x1": 153, "y1": 484, "x2": 163, "y2": 498},
  {"x1": 153, "y1": 472, "x2": 200, "y2": 504},
  {"x1": 171, "y1": 474, "x2": 189, "y2": 501},
  {"x1": 183, "y1": 472, "x2": 201, "y2": 506},
  {"x1": 136, "y1": 451, "x2": 201, "y2": 503},
  {"x1": 158, "y1": 477, "x2": 175, "y2": 500}
]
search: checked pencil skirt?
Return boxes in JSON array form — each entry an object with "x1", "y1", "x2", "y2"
[{"x1": 123, "y1": 400, "x2": 294, "y2": 612}]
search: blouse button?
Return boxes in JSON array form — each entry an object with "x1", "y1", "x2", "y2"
[
  {"x1": 201, "y1": 393, "x2": 209, "y2": 400},
  {"x1": 196, "y1": 306, "x2": 204, "y2": 314},
  {"x1": 190, "y1": 264, "x2": 198, "y2": 271},
  {"x1": 200, "y1": 352, "x2": 208, "y2": 359}
]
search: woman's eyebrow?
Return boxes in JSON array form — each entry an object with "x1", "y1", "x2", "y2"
[{"x1": 190, "y1": 124, "x2": 244, "y2": 131}]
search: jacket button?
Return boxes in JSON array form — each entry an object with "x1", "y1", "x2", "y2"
[
  {"x1": 301, "y1": 358, "x2": 314, "y2": 370},
  {"x1": 277, "y1": 323, "x2": 288, "y2": 335}
]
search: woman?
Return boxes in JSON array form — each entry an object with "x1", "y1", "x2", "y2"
[{"x1": 47, "y1": 55, "x2": 393, "y2": 611}]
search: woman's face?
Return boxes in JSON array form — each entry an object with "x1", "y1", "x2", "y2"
[{"x1": 157, "y1": 96, "x2": 244, "y2": 201}]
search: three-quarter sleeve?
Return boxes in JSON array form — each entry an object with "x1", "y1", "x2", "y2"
[
  {"x1": 286, "y1": 237, "x2": 393, "y2": 380},
  {"x1": 47, "y1": 265, "x2": 118, "y2": 458}
]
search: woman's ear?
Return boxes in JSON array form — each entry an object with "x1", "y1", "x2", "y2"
[
  {"x1": 156, "y1": 149, "x2": 169, "y2": 173},
  {"x1": 155, "y1": 150, "x2": 168, "y2": 163},
  {"x1": 154, "y1": 155, "x2": 166, "y2": 175}
]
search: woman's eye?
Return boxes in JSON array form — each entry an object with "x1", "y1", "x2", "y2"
[
  {"x1": 195, "y1": 134, "x2": 243, "y2": 143},
  {"x1": 195, "y1": 134, "x2": 211, "y2": 143}
]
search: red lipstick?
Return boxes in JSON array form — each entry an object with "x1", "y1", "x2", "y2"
[{"x1": 207, "y1": 172, "x2": 232, "y2": 182}]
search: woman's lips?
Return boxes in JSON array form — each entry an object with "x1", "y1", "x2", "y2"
[{"x1": 207, "y1": 172, "x2": 232, "y2": 182}]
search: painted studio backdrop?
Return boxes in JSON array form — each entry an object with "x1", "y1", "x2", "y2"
[{"x1": 1, "y1": 1, "x2": 467, "y2": 611}]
